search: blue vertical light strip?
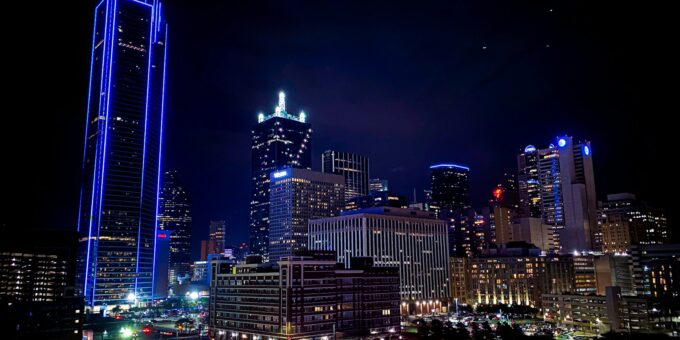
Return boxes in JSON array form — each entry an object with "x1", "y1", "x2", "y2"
[
  {"x1": 151, "y1": 24, "x2": 169, "y2": 300},
  {"x1": 78, "y1": 0, "x2": 108, "y2": 306},
  {"x1": 134, "y1": 0, "x2": 155, "y2": 300},
  {"x1": 92, "y1": 0, "x2": 118, "y2": 306}
]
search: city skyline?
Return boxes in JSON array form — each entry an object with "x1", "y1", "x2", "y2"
[{"x1": 6, "y1": 1, "x2": 675, "y2": 261}]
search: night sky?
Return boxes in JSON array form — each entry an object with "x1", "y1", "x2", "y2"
[{"x1": 5, "y1": 1, "x2": 676, "y2": 259}]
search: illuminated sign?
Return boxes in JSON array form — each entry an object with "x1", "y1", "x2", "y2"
[
  {"x1": 273, "y1": 170, "x2": 288, "y2": 178},
  {"x1": 158, "y1": 233, "x2": 167, "y2": 238},
  {"x1": 557, "y1": 138, "x2": 567, "y2": 148},
  {"x1": 583, "y1": 145, "x2": 591, "y2": 156},
  {"x1": 524, "y1": 145, "x2": 536, "y2": 153}
]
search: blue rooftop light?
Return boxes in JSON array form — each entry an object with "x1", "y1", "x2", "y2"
[
  {"x1": 583, "y1": 145, "x2": 591, "y2": 156},
  {"x1": 524, "y1": 145, "x2": 537, "y2": 153},
  {"x1": 430, "y1": 163, "x2": 470, "y2": 171},
  {"x1": 557, "y1": 138, "x2": 567, "y2": 148}
]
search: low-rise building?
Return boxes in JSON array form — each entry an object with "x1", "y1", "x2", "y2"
[{"x1": 209, "y1": 251, "x2": 400, "y2": 340}]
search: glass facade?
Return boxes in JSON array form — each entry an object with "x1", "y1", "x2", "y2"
[
  {"x1": 429, "y1": 164, "x2": 471, "y2": 215},
  {"x1": 322, "y1": 150, "x2": 370, "y2": 200},
  {"x1": 77, "y1": 0, "x2": 167, "y2": 309},
  {"x1": 158, "y1": 170, "x2": 192, "y2": 285}
]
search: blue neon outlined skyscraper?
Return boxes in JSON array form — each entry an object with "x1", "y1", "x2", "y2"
[{"x1": 77, "y1": 0, "x2": 168, "y2": 311}]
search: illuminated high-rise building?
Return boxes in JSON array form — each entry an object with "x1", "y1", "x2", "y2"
[
  {"x1": 209, "y1": 220, "x2": 227, "y2": 254},
  {"x1": 550, "y1": 136, "x2": 597, "y2": 252},
  {"x1": 532, "y1": 136, "x2": 597, "y2": 252},
  {"x1": 429, "y1": 163, "x2": 471, "y2": 215},
  {"x1": 76, "y1": 0, "x2": 168, "y2": 311},
  {"x1": 517, "y1": 145, "x2": 542, "y2": 218},
  {"x1": 250, "y1": 92, "x2": 311, "y2": 259},
  {"x1": 158, "y1": 170, "x2": 192, "y2": 285},
  {"x1": 268, "y1": 167, "x2": 344, "y2": 261},
  {"x1": 322, "y1": 150, "x2": 369, "y2": 200}
]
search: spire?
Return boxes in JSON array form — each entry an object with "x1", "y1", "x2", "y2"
[{"x1": 278, "y1": 91, "x2": 286, "y2": 113}]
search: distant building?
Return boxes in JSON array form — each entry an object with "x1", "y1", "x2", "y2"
[
  {"x1": 517, "y1": 145, "x2": 542, "y2": 219},
  {"x1": 209, "y1": 220, "x2": 227, "y2": 254},
  {"x1": 508, "y1": 217, "x2": 555, "y2": 252},
  {"x1": 209, "y1": 251, "x2": 400, "y2": 339},
  {"x1": 322, "y1": 150, "x2": 370, "y2": 200},
  {"x1": 192, "y1": 261, "x2": 208, "y2": 282},
  {"x1": 599, "y1": 193, "x2": 669, "y2": 253},
  {"x1": 309, "y1": 207, "x2": 450, "y2": 304},
  {"x1": 429, "y1": 163, "x2": 472, "y2": 215},
  {"x1": 250, "y1": 92, "x2": 312, "y2": 259},
  {"x1": 344, "y1": 190, "x2": 408, "y2": 211},
  {"x1": 268, "y1": 167, "x2": 345, "y2": 261},
  {"x1": 369, "y1": 178, "x2": 389, "y2": 193},
  {"x1": 158, "y1": 170, "x2": 193, "y2": 286}
]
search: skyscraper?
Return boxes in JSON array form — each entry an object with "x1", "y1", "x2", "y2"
[
  {"x1": 268, "y1": 167, "x2": 344, "y2": 261},
  {"x1": 536, "y1": 136, "x2": 597, "y2": 252},
  {"x1": 554, "y1": 136, "x2": 597, "y2": 252},
  {"x1": 158, "y1": 170, "x2": 192, "y2": 285},
  {"x1": 76, "y1": 0, "x2": 167, "y2": 310},
  {"x1": 322, "y1": 150, "x2": 370, "y2": 200},
  {"x1": 429, "y1": 163, "x2": 472, "y2": 216},
  {"x1": 209, "y1": 220, "x2": 227, "y2": 254},
  {"x1": 517, "y1": 145, "x2": 542, "y2": 218},
  {"x1": 250, "y1": 92, "x2": 311, "y2": 259}
]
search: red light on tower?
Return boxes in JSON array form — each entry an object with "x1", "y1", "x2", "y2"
[
  {"x1": 493, "y1": 187, "x2": 503, "y2": 200},
  {"x1": 158, "y1": 233, "x2": 167, "y2": 238}
]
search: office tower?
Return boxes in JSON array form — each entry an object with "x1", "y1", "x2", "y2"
[
  {"x1": 250, "y1": 92, "x2": 311, "y2": 258},
  {"x1": 430, "y1": 163, "x2": 472, "y2": 215},
  {"x1": 344, "y1": 190, "x2": 408, "y2": 211},
  {"x1": 268, "y1": 167, "x2": 344, "y2": 261},
  {"x1": 536, "y1": 136, "x2": 597, "y2": 252},
  {"x1": 599, "y1": 193, "x2": 669, "y2": 253},
  {"x1": 209, "y1": 220, "x2": 227, "y2": 254},
  {"x1": 491, "y1": 172, "x2": 520, "y2": 211},
  {"x1": 1, "y1": 230, "x2": 82, "y2": 339},
  {"x1": 209, "y1": 251, "x2": 400, "y2": 340},
  {"x1": 309, "y1": 207, "x2": 451, "y2": 304},
  {"x1": 153, "y1": 229, "x2": 172, "y2": 298},
  {"x1": 158, "y1": 170, "x2": 192, "y2": 285},
  {"x1": 76, "y1": 0, "x2": 168, "y2": 310},
  {"x1": 493, "y1": 206, "x2": 515, "y2": 246},
  {"x1": 322, "y1": 150, "x2": 370, "y2": 200},
  {"x1": 555, "y1": 136, "x2": 598, "y2": 252},
  {"x1": 369, "y1": 178, "x2": 389, "y2": 193},
  {"x1": 517, "y1": 145, "x2": 542, "y2": 218}
]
